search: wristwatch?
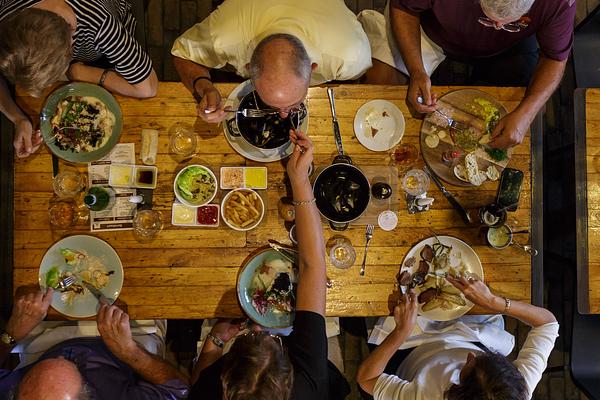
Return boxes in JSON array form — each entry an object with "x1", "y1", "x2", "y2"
[
  {"x1": 1, "y1": 332, "x2": 16, "y2": 346},
  {"x1": 207, "y1": 333, "x2": 224, "y2": 349}
]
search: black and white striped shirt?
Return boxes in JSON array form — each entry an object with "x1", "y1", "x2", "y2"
[{"x1": 0, "y1": 0, "x2": 152, "y2": 84}]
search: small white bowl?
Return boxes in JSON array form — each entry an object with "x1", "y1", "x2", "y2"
[
  {"x1": 221, "y1": 188, "x2": 265, "y2": 231},
  {"x1": 173, "y1": 165, "x2": 217, "y2": 207}
]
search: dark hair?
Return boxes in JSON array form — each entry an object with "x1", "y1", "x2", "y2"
[
  {"x1": 249, "y1": 33, "x2": 311, "y2": 83},
  {"x1": 221, "y1": 333, "x2": 294, "y2": 400},
  {"x1": 445, "y1": 352, "x2": 528, "y2": 400},
  {"x1": 0, "y1": 8, "x2": 72, "y2": 97}
]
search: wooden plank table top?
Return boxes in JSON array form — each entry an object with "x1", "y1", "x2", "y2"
[
  {"x1": 575, "y1": 88, "x2": 600, "y2": 314},
  {"x1": 14, "y1": 83, "x2": 538, "y2": 319}
]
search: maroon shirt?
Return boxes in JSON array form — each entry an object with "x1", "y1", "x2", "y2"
[{"x1": 391, "y1": 0, "x2": 576, "y2": 61}]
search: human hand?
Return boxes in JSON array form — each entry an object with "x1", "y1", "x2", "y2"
[
  {"x1": 446, "y1": 274, "x2": 503, "y2": 313},
  {"x1": 13, "y1": 118, "x2": 42, "y2": 158},
  {"x1": 392, "y1": 289, "x2": 418, "y2": 334},
  {"x1": 6, "y1": 287, "x2": 53, "y2": 342},
  {"x1": 97, "y1": 303, "x2": 136, "y2": 357},
  {"x1": 488, "y1": 109, "x2": 533, "y2": 149},
  {"x1": 210, "y1": 319, "x2": 246, "y2": 343},
  {"x1": 407, "y1": 72, "x2": 437, "y2": 114},
  {"x1": 287, "y1": 129, "x2": 313, "y2": 186},
  {"x1": 194, "y1": 81, "x2": 227, "y2": 123}
]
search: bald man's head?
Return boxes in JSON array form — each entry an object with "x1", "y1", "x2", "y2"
[
  {"x1": 13, "y1": 358, "x2": 87, "y2": 400},
  {"x1": 249, "y1": 34, "x2": 314, "y2": 113}
]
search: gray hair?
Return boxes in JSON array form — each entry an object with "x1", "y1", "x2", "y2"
[
  {"x1": 479, "y1": 0, "x2": 534, "y2": 21},
  {"x1": 249, "y1": 33, "x2": 311, "y2": 83}
]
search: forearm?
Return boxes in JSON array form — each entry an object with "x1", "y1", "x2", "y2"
[
  {"x1": 357, "y1": 327, "x2": 411, "y2": 394},
  {"x1": 172, "y1": 56, "x2": 211, "y2": 94},
  {"x1": 292, "y1": 178, "x2": 327, "y2": 315},
  {"x1": 118, "y1": 343, "x2": 189, "y2": 385},
  {"x1": 71, "y1": 65, "x2": 158, "y2": 98},
  {"x1": 517, "y1": 57, "x2": 566, "y2": 119},
  {"x1": 0, "y1": 75, "x2": 28, "y2": 124},
  {"x1": 489, "y1": 296, "x2": 556, "y2": 328},
  {"x1": 191, "y1": 339, "x2": 222, "y2": 384},
  {"x1": 390, "y1": 7, "x2": 425, "y2": 76}
]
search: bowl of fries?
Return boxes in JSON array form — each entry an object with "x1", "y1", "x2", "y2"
[{"x1": 221, "y1": 188, "x2": 265, "y2": 231}]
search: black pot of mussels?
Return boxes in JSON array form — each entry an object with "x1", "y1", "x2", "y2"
[
  {"x1": 313, "y1": 89, "x2": 370, "y2": 230},
  {"x1": 227, "y1": 90, "x2": 307, "y2": 152}
]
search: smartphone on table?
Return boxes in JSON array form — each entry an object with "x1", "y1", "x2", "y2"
[{"x1": 496, "y1": 168, "x2": 524, "y2": 212}]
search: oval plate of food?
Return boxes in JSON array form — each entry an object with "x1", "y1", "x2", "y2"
[
  {"x1": 40, "y1": 83, "x2": 122, "y2": 163},
  {"x1": 38, "y1": 235, "x2": 124, "y2": 318},
  {"x1": 419, "y1": 89, "x2": 510, "y2": 187},
  {"x1": 354, "y1": 99, "x2": 405, "y2": 152},
  {"x1": 237, "y1": 248, "x2": 297, "y2": 328},
  {"x1": 398, "y1": 235, "x2": 484, "y2": 321}
]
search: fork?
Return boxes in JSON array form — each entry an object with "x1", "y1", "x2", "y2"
[
  {"x1": 360, "y1": 224, "x2": 375, "y2": 276},
  {"x1": 55, "y1": 275, "x2": 77, "y2": 291},
  {"x1": 225, "y1": 109, "x2": 278, "y2": 118},
  {"x1": 46, "y1": 126, "x2": 82, "y2": 144},
  {"x1": 417, "y1": 96, "x2": 469, "y2": 131}
]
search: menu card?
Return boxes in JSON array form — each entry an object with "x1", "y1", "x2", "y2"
[{"x1": 87, "y1": 143, "x2": 137, "y2": 232}]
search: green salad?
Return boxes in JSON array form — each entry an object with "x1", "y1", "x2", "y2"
[{"x1": 176, "y1": 166, "x2": 216, "y2": 204}]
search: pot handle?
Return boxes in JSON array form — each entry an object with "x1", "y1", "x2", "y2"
[
  {"x1": 329, "y1": 220, "x2": 349, "y2": 231},
  {"x1": 327, "y1": 88, "x2": 344, "y2": 157}
]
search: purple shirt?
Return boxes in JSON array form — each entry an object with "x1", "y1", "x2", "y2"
[
  {"x1": 0, "y1": 338, "x2": 189, "y2": 399},
  {"x1": 391, "y1": 0, "x2": 576, "y2": 61}
]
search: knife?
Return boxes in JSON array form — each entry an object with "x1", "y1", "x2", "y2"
[
  {"x1": 326, "y1": 87, "x2": 344, "y2": 156},
  {"x1": 424, "y1": 166, "x2": 472, "y2": 225},
  {"x1": 82, "y1": 281, "x2": 113, "y2": 305}
]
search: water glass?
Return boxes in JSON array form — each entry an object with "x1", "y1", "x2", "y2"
[
  {"x1": 326, "y1": 236, "x2": 356, "y2": 269},
  {"x1": 48, "y1": 201, "x2": 76, "y2": 229},
  {"x1": 133, "y1": 210, "x2": 163, "y2": 240},
  {"x1": 169, "y1": 126, "x2": 197, "y2": 156},
  {"x1": 53, "y1": 171, "x2": 85, "y2": 198},
  {"x1": 401, "y1": 169, "x2": 430, "y2": 197}
]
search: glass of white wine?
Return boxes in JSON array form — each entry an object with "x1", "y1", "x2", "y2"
[
  {"x1": 401, "y1": 169, "x2": 430, "y2": 197},
  {"x1": 326, "y1": 236, "x2": 356, "y2": 269}
]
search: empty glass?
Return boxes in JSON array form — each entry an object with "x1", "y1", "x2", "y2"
[
  {"x1": 326, "y1": 236, "x2": 356, "y2": 269},
  {"x1": 169, "y1": 126, "x2": 197, "y2": 156},
  {"x1": 53, "y1": 171, "x2": 85, "y2": 198},
  {"x1": 133, "y1": 210, "x2": 163, "y2": 240},
  {"x1": 401, "y1": 169, "x2": 430, "y2": 197}
]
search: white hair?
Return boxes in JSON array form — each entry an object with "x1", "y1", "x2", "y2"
[
  {"x1": 479, "y1": 0, "x2": 534, "y2": 21},
  {"x1": 249, "y1": 33, "x2": 312, "y2": 83}
]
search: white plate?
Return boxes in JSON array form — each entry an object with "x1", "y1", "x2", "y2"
[
  {"x1": 222, "y1": 81, "x2": 309, "y2": 163},
  {"x1": 38, "y1": 235, "x2": 124, "y2": 318},
  {"x1": 400, "y1": 236, "x2": 484, "y2": 321},
  {"x1": 354, "y1": 100, "x2": 405, "y2": 152}
]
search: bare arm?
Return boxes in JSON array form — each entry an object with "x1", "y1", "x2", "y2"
[
  {"x1": 97, "y1": 304, "x2": 189, "y2": 385},
  {"x1": 287, "y1": 130, "x2": 326, "y2": 316},
  {"x1": 489, "y1": 56, "x2": 566, "y2": 149},
  {"x1": 0, "y1": 74, "x2": 43, "y2": 157},
  {"x1": 390, "y1": 6, "x2": 437, "y2": 113},
  {"x1": 68, "y1": 63, "x2": 158, "y2": 98},
  {"x1": 447, "y1": 275, "x2": 557, "y2": 327},
  {"x1": 172, "y1": 56, "x2": 226, "y2": 123},
  {"x1": 356, "y1": 291, "x2": 419, "y2": 395}
]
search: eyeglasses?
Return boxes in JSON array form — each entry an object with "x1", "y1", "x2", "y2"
[
  {"x1": 477, "y1": 16, "x2": 525, "y2": 33},
  {"x1": 240, "y1": 330, "x2": 284, "y2": 349}
]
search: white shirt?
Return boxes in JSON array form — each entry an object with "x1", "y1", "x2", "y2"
[
  {"x1": 171, "y1": 0, "x2": 372, "y2": 85},
  {"x1": 373, "y1": 321, "x2": 559, "y2": 400}
]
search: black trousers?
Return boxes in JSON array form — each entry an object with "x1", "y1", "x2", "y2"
[{"x1": 432, "y1": 35, "x2": 540, "y2": 87}]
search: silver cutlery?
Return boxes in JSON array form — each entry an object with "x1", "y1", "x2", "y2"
[
  {"x1": 268, "y1": 241, "x2": 333, "y2": 288},
  {"x1": 417, "y1": 96, "x2": 469, "y2": 131},
  {"x1": 360, "y1": 224, "x2": 375, "y2": 276},
  {"x1": 225, "y1": 108, "x2": 278, "y2": 118},
  {"x1": 55, "y1": 275, "x2": 77, "y2": 291},
  {"x1": 82, "y1": 281, "x2": 113, "y2": 305}
]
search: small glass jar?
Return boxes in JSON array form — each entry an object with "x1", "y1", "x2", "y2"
[{"x1": 133, "y1": 210, "x2": 163, "y2": 240}]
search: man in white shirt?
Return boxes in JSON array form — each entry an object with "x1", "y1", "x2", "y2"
[
  {"x1": 171, "y1": 0, "x2": 371, "y2": 123},
  {"x1": 357, "y1": 275, "x2": 558, "y2": 399}
]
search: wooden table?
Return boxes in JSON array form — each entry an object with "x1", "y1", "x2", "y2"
[
  {"x1": 575, "y1": 88, "x2": 600, "y2": 314},
  {"x1": 13, "y1": 83, "x2": 543, "y2": 319}
]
